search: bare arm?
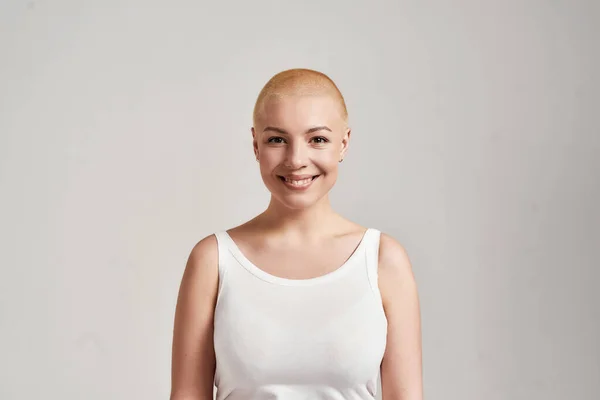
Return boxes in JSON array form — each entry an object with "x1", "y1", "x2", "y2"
[
  {"x1": 170, "y1": 235, "x2": 219, "y2": 400},
  {"x1": 379, "y1": 233, "x2": 424, "y2": 400}
]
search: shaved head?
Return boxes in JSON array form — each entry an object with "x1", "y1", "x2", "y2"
[{"x1": 253, "y1": 68, "x2": 348, "y2": 127}]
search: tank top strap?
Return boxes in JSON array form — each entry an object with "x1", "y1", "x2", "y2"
[
  {"x1": 213, "y1": 231, "x2": 236, "y2": 296},
  {"x1": 363, "y1": 228, "x2": 383, "y2": 301},
  {"x1": 213, "y1": 231, "x2": 231, "y2": 269},
  {"x1": 214, "y1": 230, "x2": 232, "y2": 247}
]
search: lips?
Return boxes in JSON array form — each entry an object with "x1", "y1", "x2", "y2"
[{"x1": 277, "y1": 174, "x2": 320, "y2": 189}]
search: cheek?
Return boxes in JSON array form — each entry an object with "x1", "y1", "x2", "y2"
[
  {"x1": 315, "y1": 150, "x2": 340, "y2": 171},
  {"x1": 258, "y1": 152, "x2": 282, "y2": 177},
  {"x1": 258, "y1": 147, "x2": 280, "y2": 164}
]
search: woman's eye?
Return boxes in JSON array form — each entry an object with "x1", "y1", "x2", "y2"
[
  {"x1": 311, "y1": 136, "x2": 329, "y2": 144},
  {"x1": 268, "y1": 137, "x2": 285, "y2": 144}
]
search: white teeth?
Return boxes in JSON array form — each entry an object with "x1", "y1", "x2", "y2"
[{"x1": 284, "y1": 177, "x2": 313, "y2": 186}]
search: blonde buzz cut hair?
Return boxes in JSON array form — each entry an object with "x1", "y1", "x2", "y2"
[{"x1": 252, "y1": 68, "x2": 348, "y2": 127}]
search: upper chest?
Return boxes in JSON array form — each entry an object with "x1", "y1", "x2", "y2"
[{"x1": 231, "y1": 232, "x2": 366, "y2": 280}]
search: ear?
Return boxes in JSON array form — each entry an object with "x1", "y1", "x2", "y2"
[
  {"x1": 340, "y1": 127, "x2": 351, "y2": 160},
  {"x1": 252, "y1": 127, "x2": 259, "y2": 159}
]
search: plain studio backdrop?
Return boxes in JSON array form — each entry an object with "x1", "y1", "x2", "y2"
[{"x1": 1, "y1": 1, "x2": 598, "y2": 399}]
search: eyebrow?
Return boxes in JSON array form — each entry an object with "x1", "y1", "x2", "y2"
[{"x1": 263, "y1": 126, "x2": 332, "y2": 134}]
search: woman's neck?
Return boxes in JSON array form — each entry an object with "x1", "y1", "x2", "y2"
[{"x1": 257, "y1": 195, "x2": 342, "y2": 238}]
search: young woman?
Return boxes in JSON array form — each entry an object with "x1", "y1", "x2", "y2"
[{"x1": 170, "y1": 69, "x2": 423, "y2": 400}]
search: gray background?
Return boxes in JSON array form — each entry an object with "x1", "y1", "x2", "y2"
[{"x1": 1, "y1": 1, "x2": 598, "y2": 399}]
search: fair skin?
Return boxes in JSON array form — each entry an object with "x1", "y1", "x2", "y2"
[{"x1": 171, "y1": 89, "x2": 423, "y2": 400}]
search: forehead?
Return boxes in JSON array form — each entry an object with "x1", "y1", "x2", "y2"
[{"x1": 258, "y1": 94, "x2": 343, "y2": 130}]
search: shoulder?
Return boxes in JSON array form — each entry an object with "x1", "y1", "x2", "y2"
[
  {"x1": 377, "y1": 232, "x2": 411, "y2": 271},
  {"x1": 376, "y1": 232, "x2": 417, "y2": 302},
  {"x1": 180, "y1": 234, "x2": 220, "y2": 291},
  {"x1": 188, "y1": 234, "x2": 219, "y2": 268},
  {"x1": 174, "y1": 234, "x2": 220, "y2": 322}
]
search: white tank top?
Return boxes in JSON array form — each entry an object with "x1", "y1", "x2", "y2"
[{"x1": 212, "y1": 228, "x2": 388, "y2": 400}]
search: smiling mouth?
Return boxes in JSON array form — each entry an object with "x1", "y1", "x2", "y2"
[{"x1": 277, "y1": 175, "x2": 320, "y2": 187}]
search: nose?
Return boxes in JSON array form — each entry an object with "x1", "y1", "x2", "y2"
[{"x1": 284, "y1": 141, "x2": 308, "y2": 169}]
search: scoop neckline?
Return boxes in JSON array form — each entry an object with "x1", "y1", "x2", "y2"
[{"x1": 221, "y1": 228, "x2": 372, "y2": 286}]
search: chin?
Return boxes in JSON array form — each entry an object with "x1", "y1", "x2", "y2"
[
  {"x1": 274, "y1": 195, "x2": 322, "y2": 210},
  {"x1": 268, "y1": 185, "x2": 331, "y2": 211}
]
